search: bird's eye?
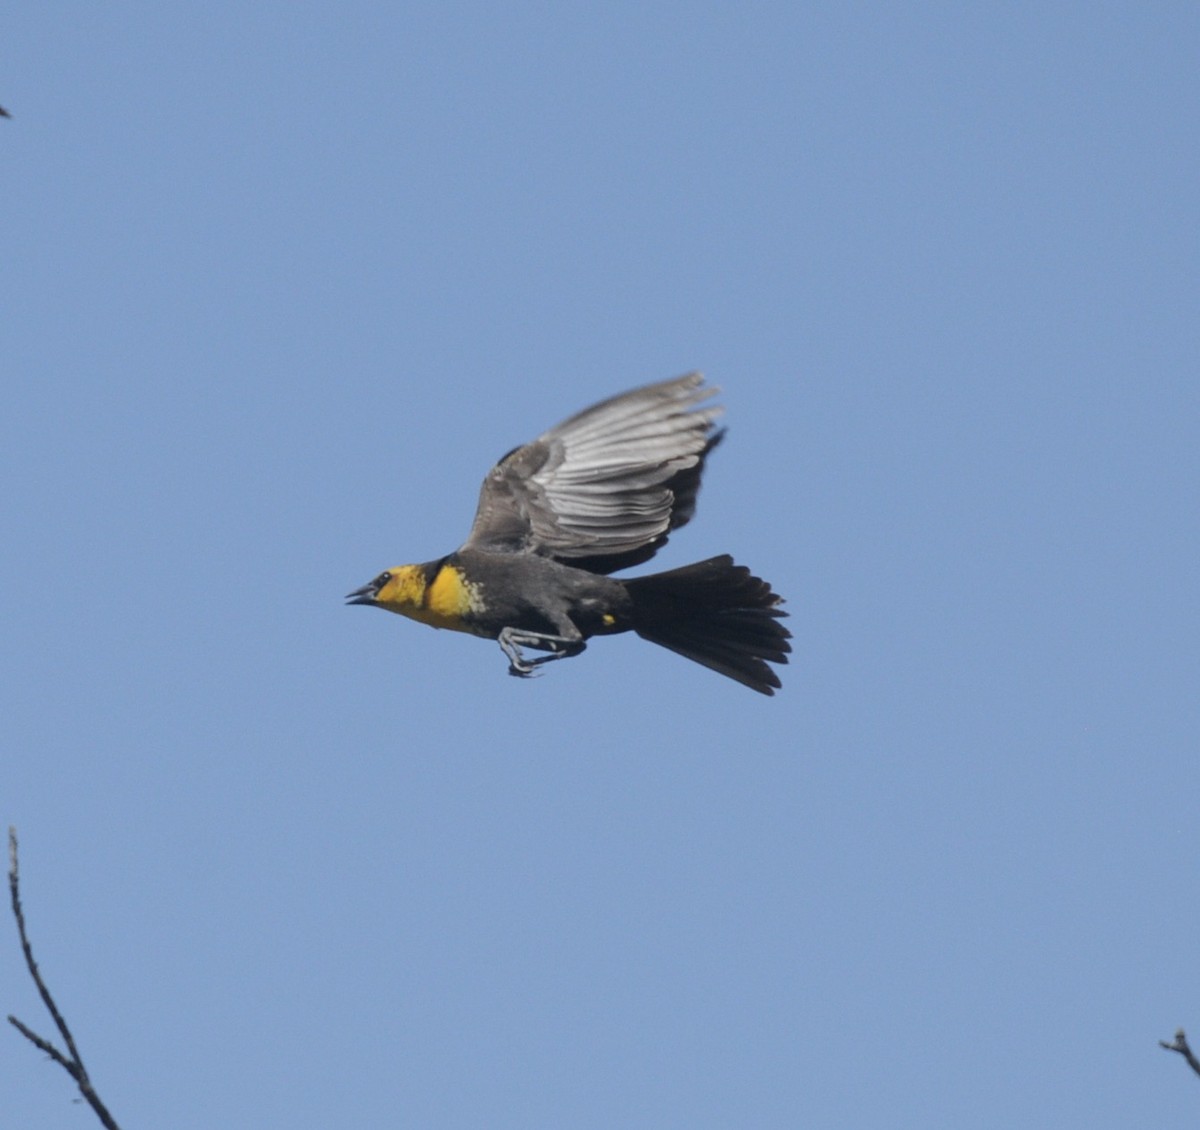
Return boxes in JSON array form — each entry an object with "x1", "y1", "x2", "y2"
[{"x1": 375, "y1": 572, "x2": 392, "y2": 588}]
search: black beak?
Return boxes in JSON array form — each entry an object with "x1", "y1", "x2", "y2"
[{"x1": 345, "y1": 582, "x2": 378, "y2": 606}]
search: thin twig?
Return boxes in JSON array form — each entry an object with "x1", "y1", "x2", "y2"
[
  {"x1": 1160, "y1": 1028, "x2": 1200, "y2": 1080},
  {"x1": 7, "y1": 827, "x2": 122, "y2": 1130}
]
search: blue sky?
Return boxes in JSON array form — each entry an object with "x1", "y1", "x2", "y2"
[{"x1": 4, "y1": 4, "x2": 1197, "y2": 1126}]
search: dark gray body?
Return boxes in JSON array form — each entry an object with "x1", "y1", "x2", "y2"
[{"x1": 450, "y1": 549, "x2": 634, "y2": 642}]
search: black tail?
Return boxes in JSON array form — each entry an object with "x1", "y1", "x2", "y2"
[{"x1": 624, "y1": 555, "x2": 791, "y2": 695}]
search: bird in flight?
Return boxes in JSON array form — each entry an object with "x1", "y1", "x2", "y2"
[{"x1": 347, "y1": 373, "x2": 790, "y2": 693}]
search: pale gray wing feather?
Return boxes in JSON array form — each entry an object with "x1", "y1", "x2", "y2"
[{"x1": 463, "y1": 372, "x2": 724, "y2": 571}]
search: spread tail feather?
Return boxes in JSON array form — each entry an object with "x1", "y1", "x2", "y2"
[{"x1": 624, "y1": 555, "x2": 791, "y2": 695}]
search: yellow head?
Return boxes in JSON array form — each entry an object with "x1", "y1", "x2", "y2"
[
  {"x1": 346, "y1": 561, "x2": 480, "y2": 633},
  {"x1": 347, "y1": 565, "x2": 426, "y2": 614}
]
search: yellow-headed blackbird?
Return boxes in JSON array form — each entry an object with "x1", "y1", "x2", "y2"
[{"x1": 347, "y1": 373, "x2": 790, "y2": 694}]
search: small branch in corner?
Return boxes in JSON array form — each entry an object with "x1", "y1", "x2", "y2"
[
  {"x1": 7, "y1": 826, "x2": 122, "y2": 1130},
  {"x1": 1160, "y1": 1028, "x2": 1200, "y2": 1081}
]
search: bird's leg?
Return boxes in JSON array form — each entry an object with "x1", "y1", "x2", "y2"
[{"x1": 497, "y1": 627, "x2": 587, "y2": 678}]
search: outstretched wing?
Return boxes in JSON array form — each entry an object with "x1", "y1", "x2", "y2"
[{"x1": 462, "y1": 372, "x2": 724, "y2": 574}]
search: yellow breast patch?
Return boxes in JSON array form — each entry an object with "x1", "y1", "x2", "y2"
[{"x1": 415, "y1": 563, "x2": 483, "y2": 633}]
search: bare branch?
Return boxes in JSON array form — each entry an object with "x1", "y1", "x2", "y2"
[
  {"x1": 1160, "y1": 1028, "x2": 1200, "y2": 1081},
  {"x1": 7, "y1": 827, "x2": 123, "y2": 1130}
]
